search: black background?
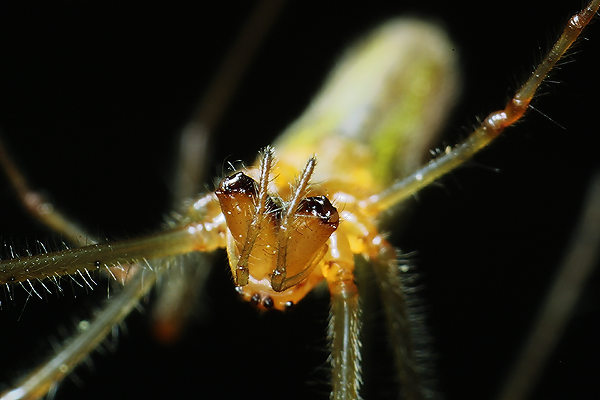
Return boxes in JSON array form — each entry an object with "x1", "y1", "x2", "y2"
[{"x1": 0, "y1": 1, "x2": 599, "y2": 399}]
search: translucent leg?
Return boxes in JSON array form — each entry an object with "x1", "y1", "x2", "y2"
[
  {"x1": 325, "y1": 232, "x2": 362, "y2": 400},
  {"x1": 0, "y1": 268, "x2": 157, "y2": 400},
  {"x1": 0, "y1": 137, "x2": 144, "y2": 283},
  {"x1": 329, "y1": 281, "x2": 362, "y2": 400},
  {"x1": 361, "y1": 0, "x2": 600, "y2": 216},
  {"x1": 1, "y1": 2, "x2": 286, "y2": 397},
  {"x1": 0, "y1": 137, "x2": 92, "y2": 247},
  {"x1": 170, "y1": 0, "x2": 285, "y2": 204},
  {"x1": 0, "y1": 194, "x2": 225, "y2": 399},
  {"x1": 497, "y1": 172, "x2": 600, "y2": 400},
  {"x1": 0, "y1": 196, "x2": 224, "y2": 285},
  {"x1": 371, "y1": 241, "x2": 435, "y2": 400},
  {"x1": 153, "y1": 0, "x2": 285, "y2": 342},
  {"x1": 0, "y1": 130, "x2": 153, "y2": 399}
]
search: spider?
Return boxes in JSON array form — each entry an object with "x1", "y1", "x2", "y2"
[{"x1": 0, "y1": 1, "x2": 599, "y2": 399}]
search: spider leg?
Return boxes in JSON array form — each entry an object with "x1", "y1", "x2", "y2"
[
  {"x1": 0, "y1": 132, "x2": 159, "y2": 399},
  {"x1": 371, "y1": 239, "x2": 435, "y2": 400},
  {"x1": 0, "y1": 265, "x2": 157, "y2": 400},
  {"x1": 361, "y1": 0, "x2": 600, "y2": 215},
  {"x1": 152, "y1": 119, "x2": 215, "y2": 342},
  {"x1": 0, "y1": 140, "x2": 225, "y2": 398},
  {"x1": 152, "y1": 0, "x2": 284, "y2": 341},
  {"x1": 0, "y1": 194, "x2": 226, "y2": 399},
  {"x1": 497, "y1": 172, "x2": 600, "y2": 400},
  {"x1": 0, "y1": 136, "x2": 91, "y2": 247},
  {"x1": 0, "y1": 136, "x2": 147, "y2": 399},
  {"x1": 1, "y1": 2, "x2": 284, "y2": 392},
  {"x1": 0, "y1": 194, "x2": 225, "y2": 285},
  {"x1": 324, "y1": 231, "x2": 362, "y2": 400},
  {"x1": 170, "y1": 0, "x2": 284, "y2": 204},
  {"x1": 329, "y1": 284, "x2": 361, "y2": 400},
  {"x1": 0, "y1": 135, "x2": 145, "y2": 284}
]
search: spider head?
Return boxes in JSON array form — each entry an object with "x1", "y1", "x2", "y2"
[{"x1": 215, "y1": 170, "x2": 339, "y2": 311}]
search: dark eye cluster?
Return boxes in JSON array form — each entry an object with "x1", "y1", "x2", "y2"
[
  {"x1": 249, "y1": 291, "x2": 274, "y2": 309},
  {"x1": 246, "y1": 290, "x2": 294, "y2": 310}
]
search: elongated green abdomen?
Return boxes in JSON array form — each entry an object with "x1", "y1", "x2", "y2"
[{"x1": 275, "y1": 19, "x2": 459, "y2": 189}]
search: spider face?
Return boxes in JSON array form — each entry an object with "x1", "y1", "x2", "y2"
[
  {"x1": 215, "y1": 169, "x2": 339, "y2": 310},
  {"x1": 0, "y1": 2, "x2": 598, "y2": 400}
]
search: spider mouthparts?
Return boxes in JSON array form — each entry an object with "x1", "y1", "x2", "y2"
[
  {"x1": 270, "y1": 269, "x2": 286, "y2": 292},
  {"x1": 235, "y1": 265, "x2": 249, "y2": 286}
]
